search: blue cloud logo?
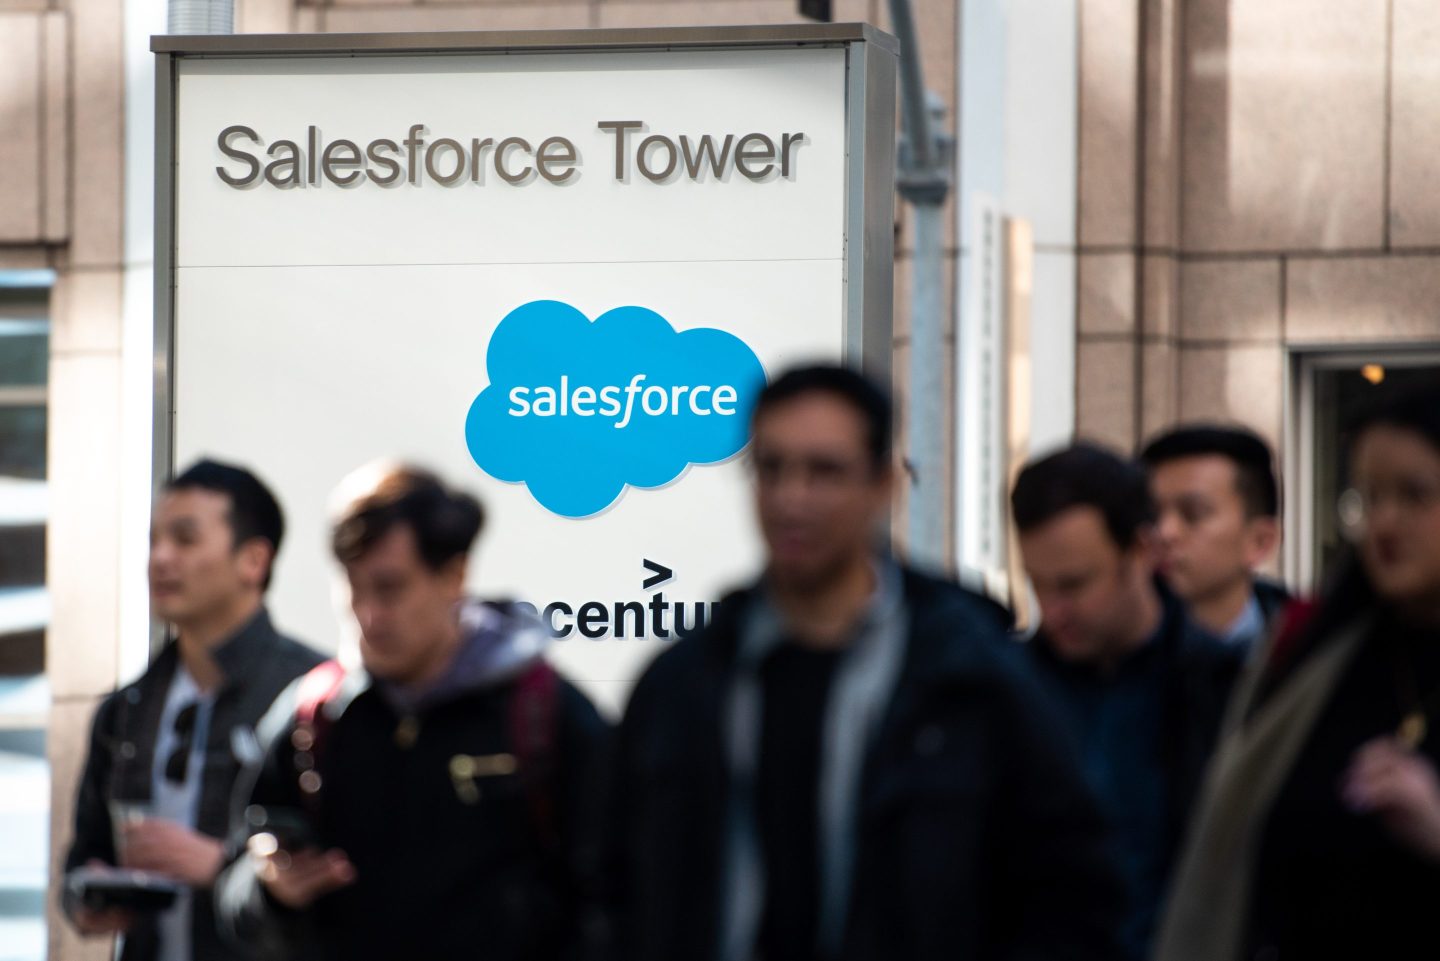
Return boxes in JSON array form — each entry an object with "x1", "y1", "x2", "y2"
[{"x1": 465, "y1": 300, "x2": 767, "y2": 518}]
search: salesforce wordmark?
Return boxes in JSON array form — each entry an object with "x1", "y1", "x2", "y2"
[{"x1": 507, "y1": 374, "x2": 740, "y2": 429}]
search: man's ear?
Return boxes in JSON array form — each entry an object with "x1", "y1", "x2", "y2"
[
  {"x1": 440, "y1": 555, "x2": 469, "y2": 598},
  {"x1": 871, "y1": 457, "x2": 898, "y2": 531},
  {"x1": 236, "y1": 538, "x2": 274, "y2": 591},
  {"x1": 1245, "y1": 516, "x2": 1281, "y2": 569},
  {"x1": 874, "y1": 455, "x2": 897, "y2": 496},
  {"x1": 1130, "y1": 524, "x2": 1162, "y2": 574}
]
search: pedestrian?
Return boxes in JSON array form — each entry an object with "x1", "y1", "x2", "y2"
[
  {"x1": 215, "y1": 463, "x2": 609, "y2": 961},
  {"x1": 1141, "y1": 425, "x2": 1288, "y2": 647},
  {"x1": 1157, "y1": 385, "x2": 1440, "y2": 961},
  {"x1": 63, "y1": 459, "x2": 324, "y2": 961},
  {"x1": 1011, "y1": 443, "x2": 1244, "y2": 961},
  {"x1": 606, "y1": 365, "x2": 1124, "y2": 961}
]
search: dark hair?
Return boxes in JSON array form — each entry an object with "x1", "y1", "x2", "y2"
[
  {"x1": 331, "y1": 464, "x2": 484, "y2": 571},
  {"x1": 1347, "y1": 382, "x2": 1440, "y2": 452},
  {"x1": 751, "y1": 364, "x2": 893, "y2": 469},
  {"x1": 1011, "y1": 443, "x2": 1156, "y2": 548},
  {"x1": 168, "y1": 459, "x2": 285, "y2": 590},
  {"x1": 1140, "y1": 424, "x2": 1280, "y2": 518}
]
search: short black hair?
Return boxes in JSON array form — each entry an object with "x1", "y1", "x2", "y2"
[
  {"x1": 168, "y1": 459, "x2": 285, "y2": 590},
  {"x1": 751, "y1": 364, "x2": 893, "y2": 469},
  {"x1": 331, "y1": 464, "x2": 484, "y2": 571},
  {"x1": 1012, "y1": 443, "x2": 1156, "y2": 548},
  {"x1": 1140, "y1": 425, "x2": 1280, "y2": 518}
]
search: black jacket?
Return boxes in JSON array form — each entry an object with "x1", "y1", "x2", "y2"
[
  {"x1": 605, "y1": 566, "x2": 1125, "y2": 961},
  {"x1": 1028, "y1": 583, "x2": 1244, "y2": 961},
  {"x1": 215, "y1": 656, "x2": 611, "y2": 961},
  {"x1": 63, "y1": 608, "x2": 324, "y2": 961},
  {"x1": 1239, "y1": 585, "x2": 1440, "y2": 960},
  {"x1": 1253, "y1": 577, "x2": 1292, "y2": 630},
  {"x1": 1029, "y1": 584, "x2": 1244, "y2": 880}
]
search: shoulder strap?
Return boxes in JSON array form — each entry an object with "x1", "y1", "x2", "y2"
[
  {"x1": 292, "y1": 659, "x2": 347, "y2": 810},
  {"x1": 295, "y1": 660, "x2": 347, "y2": 727},
  {"x1": 508, "y1": 658, "x2": 561, "y2": 852}
]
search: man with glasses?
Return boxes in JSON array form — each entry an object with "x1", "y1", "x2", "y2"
[
  {"x1": 605, "y1": 365, "x2": 1123, "y2": 961},
  {"x1": 63, "y1": 460, "x2": 323, "y2": 961}
]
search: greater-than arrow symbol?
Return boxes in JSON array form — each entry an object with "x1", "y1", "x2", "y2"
[{"x1": 642, "y1": 559, "x2": 673, "y2": 591}]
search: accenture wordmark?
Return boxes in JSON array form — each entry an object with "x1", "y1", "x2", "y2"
[
  {"x1": 213, "y1": 122, "x2": 808, "y2": 189},
  {"x1": 516, "y1": 559, "x2": 715, "y2": 640},
  {"x1": 517, "y1": 594, "x2": 717, "y2": 641}
]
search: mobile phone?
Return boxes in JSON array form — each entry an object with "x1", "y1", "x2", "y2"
[{"x1": 67, "y1": 865, "x2": 179, "y2": 913}]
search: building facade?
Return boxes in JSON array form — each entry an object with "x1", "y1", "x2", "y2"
[{"x1": 0, "y1": 1, "x2": 1435, "y2": 958}]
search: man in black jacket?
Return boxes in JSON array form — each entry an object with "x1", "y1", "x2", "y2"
[
  {"x1": 63, "y1": 459, "x2": 324, "y2": 961},
  {"x1": 215, "y1": 463, "x2": 609, "y2": 961},
  {"x1": 607, "y1": 366, "x2": 1124, "y2": 961},
  {"x1": 1012, "y1": 444, "x2": 1245, "y2": 961}
]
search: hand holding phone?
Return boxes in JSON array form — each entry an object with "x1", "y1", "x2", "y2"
[{"x1": 67, "y1": 864, "x2": 179, "y2": 916}]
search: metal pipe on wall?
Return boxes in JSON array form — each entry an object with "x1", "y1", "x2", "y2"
[
  {"x1": 168, "y1": 0, "x2": 233, "y2": 34},
  {"x1": 908, "y1": 198, "x2": 946, "y2": 567},
  {"x1": 888, "y1": 0, "x2": 953, "y2": 572}
]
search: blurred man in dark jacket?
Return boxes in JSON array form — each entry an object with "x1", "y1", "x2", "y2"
[
  {"x1": 1012, "y1": 444, "x2": 1245, "y2": 961},
  {"x1": 63, "y1": 459, "x2": 324, "y2": 961},
  {"x1": 215, "y1": 463, "x2": 608, "y2": 961},
  {"x1": 606, "y1": 366, "x2": 1124, "y2": 961},
  {"x1": 1140, "y1": 425, "x2": 1289, "y2": 648}
]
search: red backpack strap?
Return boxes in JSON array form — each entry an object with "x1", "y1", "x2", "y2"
[
  {"x1": 508, "y1": 658, "x2": 561, "y2": 852},
  {"x1": 295, "y1": 660, "x2": 346, "y2": 727},
  {"x1": 291, "y1": 659, "x2": 347, "y2": 810}
]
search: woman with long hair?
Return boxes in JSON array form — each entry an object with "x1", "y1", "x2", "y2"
[{"x1": 1157, "y1": 384, "x2": 1440, "y2": 961}]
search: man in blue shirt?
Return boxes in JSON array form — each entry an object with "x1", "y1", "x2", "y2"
[{"x1": 1012, "y1": 443, "x2": 1244, "y2": 961}]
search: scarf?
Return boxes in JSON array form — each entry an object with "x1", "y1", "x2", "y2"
[
  {"x1": 718, "y1": 561, "x2": 908, "y2": 961},
  {"x1": 1153, "y1": 614, "x2": 1371, "y2": 961}
]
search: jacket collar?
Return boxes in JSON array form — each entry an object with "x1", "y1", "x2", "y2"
[
  {"x1": 209, "y1": 606, "x2": 279, "y2": 690},
  {"x1": 1252, "y1": 576, "x2": 1293, "y2": 620},
  {"x1": 890, "y1": 566, "x2": 1014, "y2": 687},
  {"x1": 707, "y1": 563, "x2": 1012, "y2": 687},
  {"x1": 738, "y1": 558, "x2": 904, "y2": 667},
  {"x1": 1030, "y1": 576, "x2": 1190, "y2": 677}
]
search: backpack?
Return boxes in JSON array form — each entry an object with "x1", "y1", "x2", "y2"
[{"x1": 288, "y1": 657, "x2": 562, "y2": 850}]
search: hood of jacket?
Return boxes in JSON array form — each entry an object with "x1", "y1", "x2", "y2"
[{"x1": 376, "y1": 599, "x2": 550, "y2": 715}]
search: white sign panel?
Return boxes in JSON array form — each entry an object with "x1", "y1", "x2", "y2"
[{"x1": 158, "y1": 29, "x2": 896, "y2": 712}]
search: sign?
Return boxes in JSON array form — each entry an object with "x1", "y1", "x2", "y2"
[{"x1": 154, "y1": 26, "x2": 896, "y2": 712}]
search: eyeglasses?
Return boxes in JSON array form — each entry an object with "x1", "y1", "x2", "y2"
[
  {"x1": 747, "y1": 451, "x2": 877, "y2": 490},
  {"x1": 1337, "y1": 476, "x2": 1440, "y2": 539},
  {"x1": 164, "y1": 702, "x2": 199, "y2": 784}
]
